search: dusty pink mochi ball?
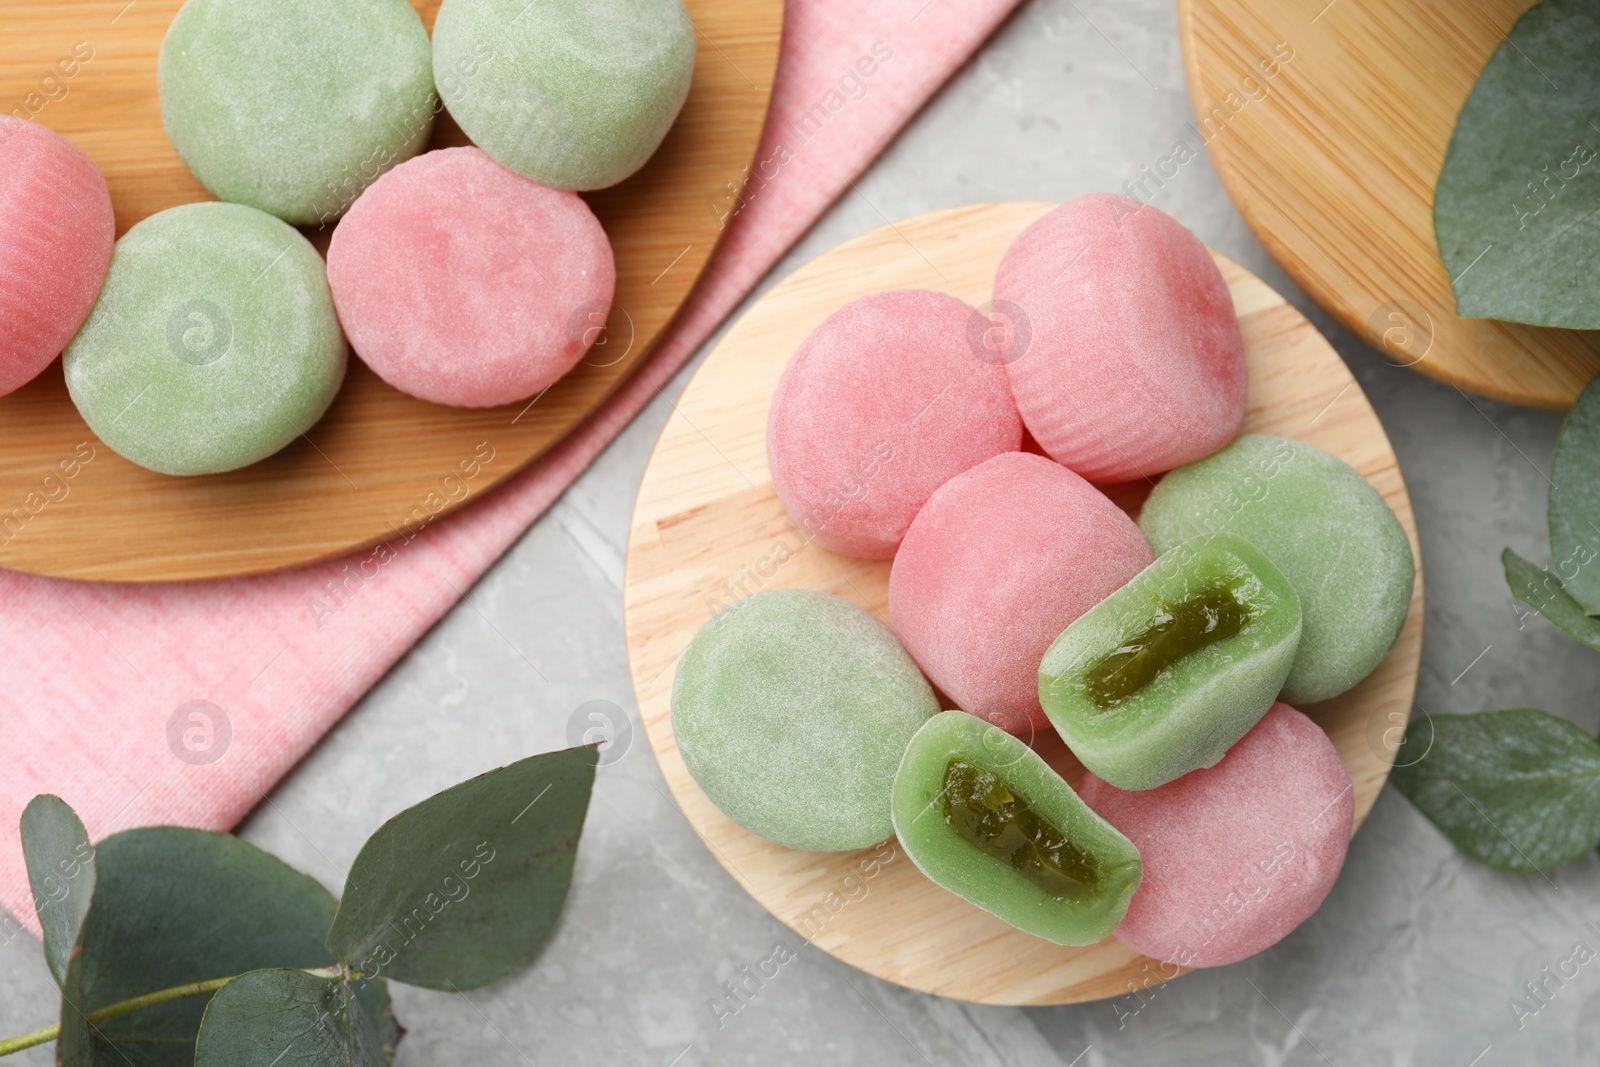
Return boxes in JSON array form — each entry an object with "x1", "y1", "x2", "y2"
[
  {"x1": 993, "y1": 193, "x2": 1246, "y2": 483},
  {"x1": 1081, "y1": 701, "x2": 1354, "y2": 968},
  {"x1": 888, "y1": 451, "x2": 1152, "y2": 732},
  {"x1": 0, "y1": 118, "x2": 114, "y2": 397},
  {"x1": 766, "y1": 289, "x2": 1023, "y2": 559},
  {"x1": 327, "y1": 147, "x2": 614, "y2": 408}
]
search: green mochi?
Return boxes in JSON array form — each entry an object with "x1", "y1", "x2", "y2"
[
  {"x1": 63, "y1": 203, "x2": 347, "y2": 476},
  {"x1": 1138, "y1": 434, "x2": 1414, "y2": 704},
  {"x1": 672, "y1": 589, "x2": 939, "y2": 852},
  {"x1": 159, "y1": 0, "x2": 436, "y2": 224},
  {"x1": 431, "y1": 0, "x2": 696, "y2": 190},
  {"x1": 1040, "y1": 532, "x2": 1301, "y2": 791},
  {"x1": 891, "y1": 711, "x2": 1142, "y2": 946}
]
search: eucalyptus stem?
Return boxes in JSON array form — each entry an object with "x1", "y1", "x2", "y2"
[
  {"x1": 0, "y1": 965, "x2": 343, "y2": 1057},
  {"x1": 0, "y1": 1025, "x2": 54, "y2": 1059}
]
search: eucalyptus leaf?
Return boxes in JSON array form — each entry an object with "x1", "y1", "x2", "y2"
[
  {"x1": 1390, "y1": 708, "x2": 1600, "y2": 873},
  {"x1": 58, "y1": 952, "x2": 94, "y2": 1067},
  {"x1": 56, "y1": 827, "x2": 398, "y2": 1067},
  {"x1": 1550, "y1": 375, "x2": 1600, "y2": 613},
  {"x1": 1434, "y1": 0, "x2": 1600, "y2": 327},
  {"x1": 326, "y1": 746, "x2": 598, "y2": 991},
  {"x1": 1504, "y1": 547, "x2": 1600, "y2": 649},
  {"x1": 19, "y1": 795, "x2": 95, "y2": 988},
  {"x1": 194, "y1": 969, "x2": 387, "y2": 1067}
]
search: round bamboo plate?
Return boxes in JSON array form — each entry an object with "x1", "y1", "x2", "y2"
[
  {"x1": 622, "y1": 202, "x2": 1424, "y2": 1005},
  {"x1": 0, "y1": 0, "x2": 780, "y2": 581},
  {"x1": 1178, "y1": 0, "x2": 1600, "y2": 410}
]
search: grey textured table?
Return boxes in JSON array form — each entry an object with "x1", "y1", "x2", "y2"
[{"x1": 6, "y1": 1, "x2": 1599, "y2": 1064}]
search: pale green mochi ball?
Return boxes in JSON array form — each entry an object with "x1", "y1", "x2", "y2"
[
  {"x1": 1138, "y1": 433, "x2": 1415, "y2": 705},
  {"x1": 431, "y1": 0, "x2": 696, "y2": 191},
  {"x1": 63, "y1": 203, "x2": 347, "y2": 477},
  {"x1": 672, "y1": 589, "x2": 940, "y2": 852},
  {"x1": 159, "y1": 0, "x2": 436, "y2": 225}
]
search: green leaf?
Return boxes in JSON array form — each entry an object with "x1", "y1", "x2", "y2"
[
  {"x1": 56, "y1": 828, "x2": 399, "y2": 1066},
  {"x1": 1390, "y1": 709, "x2": 1600, "y2": 873},
  {"x1": 194, "y1": 969, "x2": 387, "y2": 1067},
  {"x1": 19, "y1": 795, "x2": 95, "y2": 988},
  {"x1": 1550, "y1": 375, "x2": 1600, "y2": 614},
  {"x1": 326, "y1": 746, "x2": 598, "y2": 991},
  {"x1": 59, "y1": 953, "x2": 94, "y2": 1067},
  {"x1": 1434, "y1": 0, "x2": 1600, "y2": 327},
  {"x1": 1504, "y1": 547, "x2": 1600, "y2": 649}
]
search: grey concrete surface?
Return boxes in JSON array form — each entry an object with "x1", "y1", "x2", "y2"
[{"x1": 5, "y1": 0, "x2": 1600, "y2": 1064}]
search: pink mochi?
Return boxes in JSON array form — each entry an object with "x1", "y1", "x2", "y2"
[
  {"x1": 888, "y1": 451, "x2": 1152, "y2": 733},
  {"x1": 994, "y1": 193, "x2": 1246, "y2": 483},
  {"x1": 327, "y1": 147, "x2": 615, "y2": 408},
  {"x1": 767, "y1": 289, "x2": 1023, "y2": 558},
  {"x1": 1081, "y1": 702, "x2": 1354, "y2": 969},
  {"x1": 0, "y1": 118, "x2": 114, "y2": 397}
]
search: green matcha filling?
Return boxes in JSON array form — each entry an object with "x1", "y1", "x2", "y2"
[
  {"x1": 941, "y1": 759, "x2": 1101, "y2": 898},
  {"x1": 1086, "y1": 582, "x2": 1252, "y2": 709}
]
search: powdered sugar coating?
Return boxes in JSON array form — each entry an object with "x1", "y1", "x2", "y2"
[
  {"x1": 0, "y1": 119, "x2": 114, "y2": 396},
  {"x1": 766, "y1": 289, "x2": 1023, "y2": 559},
  {"x1": 159, "y1": 0, "x2": 436, "y2": 225},
  {"x1": 888, "y1": 452, "x2": 1153, "y2": 733},
  {"x1": 63, "y1": 202, "x2": 346, "y2": 476},
  {"x1": 1138, "y1": 433, "x2": 1415, "y2": 704},
  {"x1": 327, "y1": 147, "x2": 615, "y2": 408},
  {"x1": 994, "y1": 193, "x2": 1246, "y2": 483},
  {"x1": 672, "y1": 588, "x2": 939, "y2": 852},
  {"x1": 1081, "y1": 702, "x2": 1353, "y2": 968},
  {"x1": 432, "y1": 0, "x2": 695, "y2": 191}
]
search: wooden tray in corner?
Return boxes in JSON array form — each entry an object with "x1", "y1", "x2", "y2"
[
  {"x1": 0, "y1": 0, "x2": 782, "y2": 581},
  {"x1": 1179, "y1": 0, "x2": 1600, "y2": 410}
]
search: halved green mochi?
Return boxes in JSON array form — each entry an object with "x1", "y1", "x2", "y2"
[
  {"x1": 1039, "y1": 532, "x2": 1301, "y2": 790},
  {"x1": 891, "y1": 711, "x2": 1141, "y2": 945}
]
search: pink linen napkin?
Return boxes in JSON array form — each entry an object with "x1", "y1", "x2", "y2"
[{"x1": 0, "y1": 0, "x2": 1023, "y2": 932}]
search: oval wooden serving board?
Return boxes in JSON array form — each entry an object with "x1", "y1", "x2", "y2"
[
  {"x1": 0, "y1": 0, "x2": 780, "y2": 581},
  {"x1": 622, "y1": 202, "x2": 1424, "y2": 1006},
  {"x1": 1179, "y1": 0, "x2": 1600, "y2": 410}
]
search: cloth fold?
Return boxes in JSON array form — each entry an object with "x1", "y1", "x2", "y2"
[{"x1": 0, "y1": 0, "x2": 1023, "y2": 930}]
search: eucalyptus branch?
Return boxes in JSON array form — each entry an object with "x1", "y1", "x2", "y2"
[
  {"x1": 12, "y1": 747, "x2": 594, "y2": 1064},
  {"x1": 0, "y1": 965, "x2": 344, "y2": 1057}
]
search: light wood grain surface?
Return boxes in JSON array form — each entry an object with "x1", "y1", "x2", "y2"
[
  {"x1": 622, "y1": 202, "x2": 1423, "y2": 1005},
  {"x1": 0, "y1": 0, "x2": 780, "y2": 581},
  {"x1": 1179, "y1": 0, "x2": 1600, "y2": 410}
]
